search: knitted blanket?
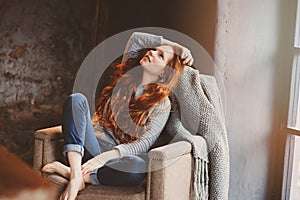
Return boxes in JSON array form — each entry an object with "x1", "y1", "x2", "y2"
[{"x1": 166, "y1": 66, "x2": 229, "y2": 200}]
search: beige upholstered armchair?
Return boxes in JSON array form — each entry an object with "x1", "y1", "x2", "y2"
[{"x1": 33, "y1": 125, "x2": 202, "y2": 200}]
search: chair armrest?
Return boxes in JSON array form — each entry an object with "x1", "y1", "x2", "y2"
[
  {"x1": 146, "y1": 141, "x2": 193, "y2": 200},
  {"x1": 33, "y1": 126, "x2": 64, "y2": 173},
  {"x1": 34, "y1": 126, "x2": 63, "y2": 140},
  {"x1": 148, "y1": 141, "x2": 192, "y2": 162}
]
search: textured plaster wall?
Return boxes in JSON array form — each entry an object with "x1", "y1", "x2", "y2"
[{"x1": 215, "y1": 0, "x2": 296, "y2": 199}]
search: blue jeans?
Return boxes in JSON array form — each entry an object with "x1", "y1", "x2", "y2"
[{"x1": 62, "y1": 93, "x2": 147, "y2": 186}]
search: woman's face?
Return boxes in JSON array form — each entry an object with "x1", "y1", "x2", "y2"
[{"x1": 139, "y1": 45, "x2": 175, "y2": 76}]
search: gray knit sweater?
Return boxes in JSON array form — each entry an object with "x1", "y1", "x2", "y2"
[
  {"x1": 166, "y1": 66, "x2": 230, "y2": 200},
  {"x1": 94, "y1": 32, "x2": 171, "y2": 157},
  {"x1": 122, "y1": 32, "x2": 230, "y2": 199}
]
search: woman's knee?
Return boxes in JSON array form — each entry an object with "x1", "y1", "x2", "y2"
[
  {"x1": 122, "y1": 155, "x2": 147, "y2": 169},
  {"x1": 105, "y1": 155, "x2": 147, "y2": 173},
  {"x1": 97, "y1": 155, "x2": 147, "y2": 186}
]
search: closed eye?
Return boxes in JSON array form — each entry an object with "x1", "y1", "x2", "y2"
[{"x1": 157, "y1": 49, "x2": 164, "y2": 60}]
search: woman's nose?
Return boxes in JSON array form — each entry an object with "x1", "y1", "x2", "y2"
[{"x1": 149, "y1": 50, "x2": 157, "y2": 57}]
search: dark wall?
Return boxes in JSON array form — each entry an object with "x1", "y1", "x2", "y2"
[
  {"x1": 0, "y1": 0, "x2": 97, "y2": 107},
  {"x1": 0, "y1": 0, "x2": 216, "y2": 165},
  {"x1": 0, "y1": 0, "x2": 97, "y2": 164},
  {"x1": 98, "y1": 0, "x2": 216, "y2": 56}
]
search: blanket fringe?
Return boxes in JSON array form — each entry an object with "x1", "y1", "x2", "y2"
[{"x1": 193, "y1": 157, "x2": 209, "y2": 200}]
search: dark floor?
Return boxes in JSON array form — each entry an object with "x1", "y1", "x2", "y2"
[{"x1": 0, "y1": 103, "x2": 62, "y2": 166}]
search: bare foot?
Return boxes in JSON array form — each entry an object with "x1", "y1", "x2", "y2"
[
  {"x1": 60, "y1": 176, "x2": 85, "y2": 200},
  {"x1": 83, "y1": 173, "x2": 91, "y2": 184},
  {"x1": 42, "y1": 161, "x2": 71, "y2": 179}
]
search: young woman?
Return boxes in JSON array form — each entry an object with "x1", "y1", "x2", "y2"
[{"x1": 42, "y1": 32, "x2": 193, "y2": 200}]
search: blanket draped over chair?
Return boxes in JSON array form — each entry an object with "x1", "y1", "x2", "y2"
[{"x1": 166, "y1": 66, "x2": 230, "y2": 200}]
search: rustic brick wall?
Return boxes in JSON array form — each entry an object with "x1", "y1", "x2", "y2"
[
  {"x1": 0, "y1": 0, "x2": 97, "y2": 165},
  {"x1": 0, "y1": 0, "x2": 96, "y2": 106}
]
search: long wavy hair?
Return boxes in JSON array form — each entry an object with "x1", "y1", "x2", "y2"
[{"x1": 93, "y1": 48, "x2": 184, "y2": 143}]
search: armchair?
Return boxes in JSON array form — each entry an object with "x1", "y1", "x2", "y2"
[{"x1": 33, "y1": 125, "x2": 203, "y2": 200}]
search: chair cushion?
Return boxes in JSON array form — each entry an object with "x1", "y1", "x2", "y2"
[
  {"x1": 77, "y1": 184, "x2": 145, "y2": 200},
  {"x1": 43, "y1": 173, "x2": 145, "y2": 200}
]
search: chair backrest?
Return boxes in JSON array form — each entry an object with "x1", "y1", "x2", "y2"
[{"x1": 94, "y1": 55, "x2": 122, "y2": 109}]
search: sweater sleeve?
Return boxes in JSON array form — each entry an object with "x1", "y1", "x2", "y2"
[
  {"x1": 121, "y1": 32, "x2": 163, "y2": 63},
  {"x1": 114, "y1": 97, "x2": 171, "y2": 156}
]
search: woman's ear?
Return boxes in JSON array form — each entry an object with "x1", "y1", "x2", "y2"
[{"x1": 158, "y1": 73, "x2": 166, "y2": 83}]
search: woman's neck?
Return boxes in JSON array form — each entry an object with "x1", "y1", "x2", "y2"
[{"x1": 140, "y1": 71, "x2": 158, "y2": 86}]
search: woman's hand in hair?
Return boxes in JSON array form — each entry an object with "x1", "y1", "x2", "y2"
[
  {"x1": 162, "y1": 38, "x2": 194, "y2": 66},
  {"x1": 176, "y1": 45, "x2": 194, "y2": 66}
]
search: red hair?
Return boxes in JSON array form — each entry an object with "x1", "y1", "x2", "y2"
[{"x1": 93, "y1": 49, "x2": 183, "y2": 143}]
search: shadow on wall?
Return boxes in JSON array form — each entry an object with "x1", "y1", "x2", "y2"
[{"x1": 98, "y1": 0, "x2": 216, "y2": 57}]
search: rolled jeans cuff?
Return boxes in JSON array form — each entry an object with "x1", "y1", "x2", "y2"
[
  {"x1": 90, "y1": 168, "x2": 100, "y2": 185},
  {"x1": 63, "y1": 144, "x2": 84, "y2": 157}
]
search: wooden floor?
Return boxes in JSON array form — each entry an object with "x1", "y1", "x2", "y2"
[{"x1": 0, "y1": 146, "x2": 57, "y2": 199}]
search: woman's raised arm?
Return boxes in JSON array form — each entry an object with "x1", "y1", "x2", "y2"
[
  {"x1": 122, "y1": 32, "x2": 162, "y2": 63},
  {"x1": 122, "y1": 32, "x2": 194, "y2": 66}
]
